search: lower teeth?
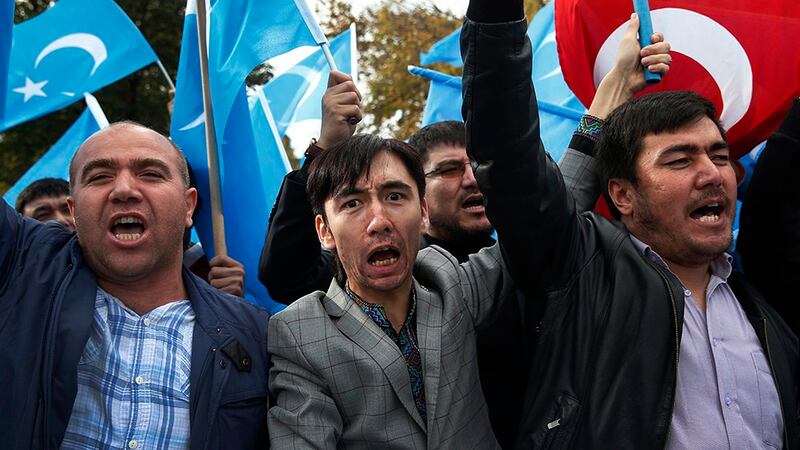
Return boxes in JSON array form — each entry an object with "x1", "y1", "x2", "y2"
[
  {"x1": 115, "y1": 233, "x2": 142, "y2": 241},
  {"x1": 372, "y1": 257, "x2": 398, "y2": 266},
  {"x1": 699, "y1": 214, "x2": 719, "y2": 223}
]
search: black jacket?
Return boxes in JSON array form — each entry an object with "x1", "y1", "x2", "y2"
[
  {"x1": 258, "y1": 156, "x2": 532, "y2": 449},
  {"x1": 738, "y1": 98, "x2": 800, "y2": 337},
  {"x1": 460, "y1": 16, "x2": 799, "y2": 449}
]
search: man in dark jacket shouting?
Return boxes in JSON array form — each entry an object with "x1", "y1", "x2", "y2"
[
  {"x1": 0, "y1": 123, "x2": 270, "y2": 449},
  {"x1": 460, "y1": 0, "x2": 799, "y2": 448}
]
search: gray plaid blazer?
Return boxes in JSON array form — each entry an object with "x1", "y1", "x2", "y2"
[{"x1": 268, "y1": 243, "x2": 513, "y2": 449}]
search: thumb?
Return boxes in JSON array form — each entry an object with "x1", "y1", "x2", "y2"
[{"x1": 625, "y1": 13, "x2": 640, "y2": 39}]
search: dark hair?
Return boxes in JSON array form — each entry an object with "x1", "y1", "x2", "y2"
[
  {"x1": 307, "y1": 134, "x2": 426, "y2": 286},
  {"x1": 15, "y1": 178, "x2": 70, "y2": 213},
  {"x1": 307, "y1": 134, "x2": 426, "y2": 217},
  {"x1": 69, "y1": 121, "x2": 191, "y2": 191},
  {"x1": 596, "y1": 91, "x2": 726, "y2": 218},
  {"x1": 407, "y1": 120, "x2": 466, "y2": 161}
]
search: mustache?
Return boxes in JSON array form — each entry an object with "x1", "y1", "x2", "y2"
[{"x1": 691, "y1": 187, "x2": 731, "y2": 208}]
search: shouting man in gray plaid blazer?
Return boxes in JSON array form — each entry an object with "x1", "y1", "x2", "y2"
[{"x1": 267, "y1": 133, "x2": 513, "y2": 448}]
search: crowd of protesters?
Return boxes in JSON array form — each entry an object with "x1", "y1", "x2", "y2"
[{"x1": 2, "y1": 0, "x2": 798, "y2": 447}]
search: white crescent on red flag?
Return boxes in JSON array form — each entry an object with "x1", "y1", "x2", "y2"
[{"x1": 555, "y1": 0, "x2": 800, "y2": 158}]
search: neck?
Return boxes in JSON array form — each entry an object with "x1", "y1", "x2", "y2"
[
  {"x1": 350, "y1": 279, "x2": 413, "y2": 333},
  {"x1": 98, "y1": 268, "x2": 188, "y2": 315},
  {"x1": 664, "y1": 258, "x2": 712, "y2": 311}
]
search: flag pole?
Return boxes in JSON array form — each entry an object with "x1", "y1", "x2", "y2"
[
  {"x1": 194, "y1": 0, "x2": 227, "y2": 257},
  {"x1": 632, "y1": 0, "x2": 661, "y2": 84},
  {"x1": 320, "y1": 42, "x2": 338, "y2": 72},
  {"x1": 156, "y1": 59, "x2": 177, "y2": 91}
]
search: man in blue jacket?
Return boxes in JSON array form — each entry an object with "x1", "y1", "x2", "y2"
[{"x1": 0, "y1": 122, "x2": 270, "y2": 449}]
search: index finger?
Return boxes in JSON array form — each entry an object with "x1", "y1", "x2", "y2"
[{"x1": 328, "y1": 70, "x2": 353, "y2": 87}]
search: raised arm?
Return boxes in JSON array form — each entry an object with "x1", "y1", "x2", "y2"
[
  {"x1": 737, "y1": 98, "x2": 800, "y2": 336},
  {"x1": 258, "y1": 71, "x2": 362, "y2": 303},
  {"x1": 461, "y1": 0, "x2": 578, "y2": 294},
  {"x1": 560, "y1": 14, "x2": 672, "y2": 212}
]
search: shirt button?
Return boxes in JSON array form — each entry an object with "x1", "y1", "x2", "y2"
[
  {"x1": 684, "y1": 289, "x2": 692, "y2": 297},
  {"x1": 724, "y1": 396, "x2": 732, "y2": 407},
  {"x1": 135, "y1": 375, "x2": 145, "y2": 385},
  {"x1": 128, "y1": 440, "x2": 138, "y2": 449},
  {"x1": 712, "y1": 337, "x2": 718, "y2": 347},
  {"x1": 143, "y1": 318, "x2": 151, "y2": 327}
]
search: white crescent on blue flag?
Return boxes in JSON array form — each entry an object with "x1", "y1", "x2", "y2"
[
  {"x1": 0, "y1": 0, "x2": 12, "y2": 123},
  {"x1": 412, "y1": 2, "x2": 586, "y2": 160},
  {"x1": 1, "y1": 0, "x2": 157, "y2": 131},
  {"x1": 265, "y1": 24, "x2": 356, "y2": 137},
  {"x1": 206, "y1": 0, "x2": 327, "y2": 146},
  {"x1": 3, "y1": 94, "x2": 108, "y2": 206},
  {"x1": 171, "y1": 0, "x2": 292, "y2": 314}
]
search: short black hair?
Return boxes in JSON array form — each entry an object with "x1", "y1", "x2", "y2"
[
  {"x1": 407, "y1": 120, "x2": 466, "y2": 161},
  {"x1": 596, "y1": 91, "x2": 726, "y2": 217},
  {"x1": 307, "y1": 134, "x2": 426, "y2": 218},
  {"x1": 15, "y1": 178, "x2": 70, "y2": 213}
]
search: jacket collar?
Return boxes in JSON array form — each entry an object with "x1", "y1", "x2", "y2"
[{"x1": 323, "y1": 279, "x2": 428, "y2": 431}]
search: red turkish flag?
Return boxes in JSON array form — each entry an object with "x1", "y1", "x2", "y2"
[{"x1": 555, "y1": 0, "x2": 800, "y2": 159}]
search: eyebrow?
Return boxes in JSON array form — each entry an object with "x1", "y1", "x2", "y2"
[
  {"x1": 659, "y1": 141, "x2": 729, "y2": 158},
  {"x1": 433, "y1": 158, "x2": 466, "y2": 167},
  {"x1": 79, "y1": 157, "x2": 174, "y2": 184},
  {"x1": 333, "y1": 180, "x2": 414, "y2": 200}
]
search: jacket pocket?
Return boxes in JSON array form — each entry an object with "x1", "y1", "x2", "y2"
[{"x1": 532, "y1": 393, "x2": 581, "y2": 450}]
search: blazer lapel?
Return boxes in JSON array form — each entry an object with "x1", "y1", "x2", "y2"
[
  {"x1": 324, "y1": 280, "x2": 427, "y2": 431},
  {"x1": 414, "y1": 280, "x2": 442, "y2": 431}
]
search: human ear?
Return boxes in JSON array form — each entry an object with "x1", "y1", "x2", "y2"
[
  {"x1": 315, "y1": 214, "x2": 336, "y2": 251},
  {"x1": 607, "y1": 179, "x2": 635, "y2": 217}
]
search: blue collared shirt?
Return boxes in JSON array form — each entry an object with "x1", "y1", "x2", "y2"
[
  {"x1": 61, "y1": 288, "x2": 195, "y2": 450},
  {"x1": 630, "y1": 236, "x2": 783, "y2": 449}
]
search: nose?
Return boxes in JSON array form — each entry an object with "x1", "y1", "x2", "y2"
[
  {"x1": 695, "y1": 154, "x2": 724, "y2": 189},
  {"x1": 462, "y1": 161, "x2": 479, "y2": 189},
  {"x1": 366, "y1": 202, "x2": 392, "y2": 236},
  {"x1": 109, "y1": 171, "x2": 142, "y2": 203}
]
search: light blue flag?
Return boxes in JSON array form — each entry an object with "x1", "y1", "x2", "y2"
[
  {"x1": 411, "y1": 2, "x2": 586, "y2": 159},
  {"x1": 265, "y1": 24, "x2": 356, "y2": 137},
  {"x1": 3, "y1": 94, "x2": 107, "y2": 205},
  {"x1": 420, "y1": 26, "x2": 462, "y2": 67},
  {"x1": 0, "y1": 0, "x2": 12, "y2": 122},
  {"x1": 206, "y1": 0, "x2": 326, "y2": 147},
  {"x1": 171, "y1": 1, "x2": 290, "y2": 314},
  {"x1": 1, "y1": 0, "x2": 157, "y2": 131}
]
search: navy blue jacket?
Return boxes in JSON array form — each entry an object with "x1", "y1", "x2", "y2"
[{"x1": 0, "y1": 200, "x2": 270, "y2": 449}]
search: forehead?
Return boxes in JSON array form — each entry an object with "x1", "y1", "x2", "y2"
[
  {"x1": 358, "y1": 150, "x2": 415, "y2": 188},
  {"x1": 640, "y1": 116, "x2": 725, "y2": 159},
  {"x1": 424, "y1": 143, "x2": 468, "y2": 166},
  {"x1": 73, "y1": 126, "x2": 180, "y2": 172}
]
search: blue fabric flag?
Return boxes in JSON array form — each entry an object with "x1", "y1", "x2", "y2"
[
  {"x1": 0, "y1": 0, "x2": 13, "y2": 122},
  {"x1": 265, "y1": 25, "x2": 355, "y2": 137},
  {"x1": 420, "y1": 27, "x2": 462, "y2": 67},
  {"x1": 411, "y1": 2, "x2": 586, "y2": 160},
  {"x1": 171, "y1": 1, "x2": 290, "y2": 314},
  {"x1": 1, "y1": 0, "x2": 157, "y2": 131},
  {"x1": 206, "y1": 0, "x2": 326, "y2": 147},
  {"x1": 3, "y1": 95, "x2": 107, "y2": 205}
]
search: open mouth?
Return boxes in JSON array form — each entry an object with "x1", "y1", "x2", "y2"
[
  {"x1": 690, "y1": 203, "x2": 723, "y2": 223},
  {"x1": 110, "y1": 215, "x2": 146, "y2": 241},
  {"x1": 368, "y1": 246, "x2": 400, "y2": 267},
  {"x1": 462, "y1": 195, "x2": 485, "y2": 211}
]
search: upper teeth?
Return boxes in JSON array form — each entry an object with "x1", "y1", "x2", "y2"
[
  {"x1": 114, "y1": 216, "x2": 142, "y2": 226},
  {"x1": 707, "y1": 203, "x2": 719, "y2": 208}
]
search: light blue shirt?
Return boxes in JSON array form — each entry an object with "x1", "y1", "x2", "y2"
[
  {"x1": 61, "y1": 288, "x2": 195, "y2": 450},
  {"x1": 631, "y1": 236, "x2": 783, "y2": 449}
]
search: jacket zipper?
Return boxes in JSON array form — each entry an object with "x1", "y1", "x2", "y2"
[
  {"x1": 41, "y1": 262, "x2": 75, "y2": 447},
  {"x1": 648, "y1": 262, "x2": 681, "y2": 449},
  {"x1": 761, "y1": 317, "x2": 789, "y2": 447}
]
